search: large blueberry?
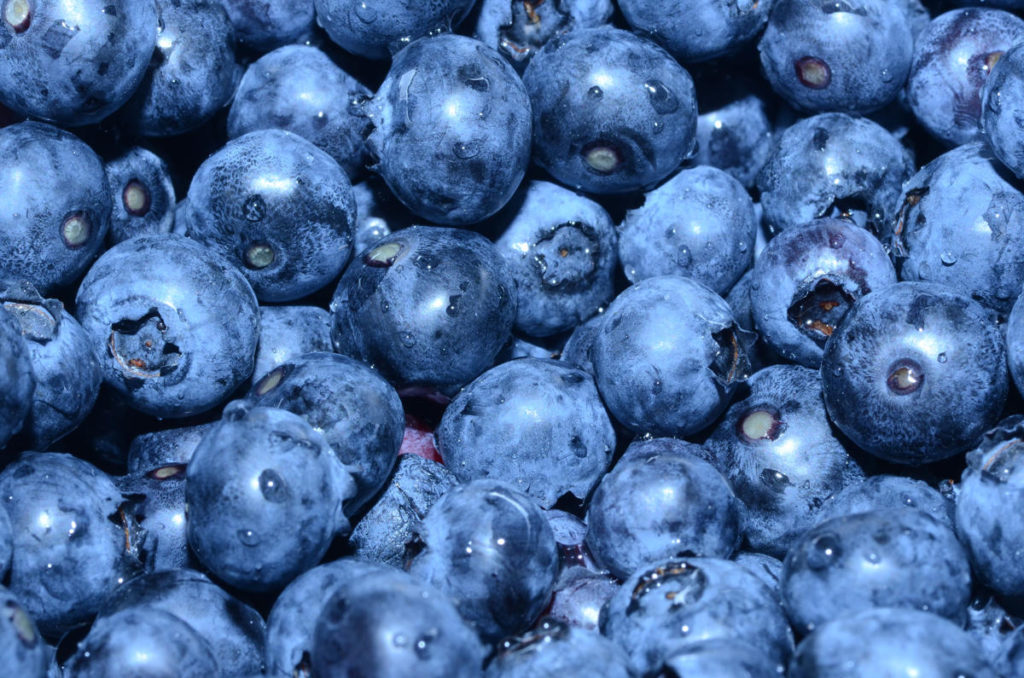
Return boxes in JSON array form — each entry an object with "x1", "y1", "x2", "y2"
[
  {"x1": 219, "y1": 0, "x2": 314, "y2": 51},
  {"x1": 821, "y1": 282, "x2": 1008, "y2": 464},
  {"x1": 104, "y1": 147, "x2": 176, "y2": 245},
  {"x1": 438, "y1": 358, "x2": 614, "y2": 508},
  {"x1": 524, "y1": 25, "x2": 697, "y2": 194},
  {"x1": 620, "y1": 0, "x2": 772, "y2": 63},
  {"x1": 314, "y1": 0, "x2": 476, "y2": 59},
  {"x1": 182, "y1": 129, "x2": 356, "y2": 302},
  {"x1": 0, "y1": 305, "x2": 33, "y2": 449},
  {"x1": 983, "y1": 42, "x2": 1024, "y2": 179},
  {"x1": 817, "y1": 474, "x2": 954, "y2": 528},
  {"x1": 75, "y1": 234, "x2": 260, "y2": 418},
  {"x1": 660, "y1": 640, "x2": 783, "y2": 678},
  {"x1": 365, "y1": 33, "x2": 531, "y2": 225}
]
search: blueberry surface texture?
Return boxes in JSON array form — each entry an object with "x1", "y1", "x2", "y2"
[
  {"x1": 816, "y1": 474, "x2": 954, "y2": 527},
  {"x1": 251, "y1": 306, "x2": 333, "y2": 381},
  {"x1": 314, "y1": 0, "x2": 476, "y2": 59},
  {"x1": 115, "y1": 463, "x2": 193, "y2": 572},
  {"x1": 219, "y1": 0, "x2": 315, "y2": 51},
  {"x1": 620, "y1": 0, "x2": 772, "y2": 63},
  {"x1": 659, "y1": 639, "x2": 783, "y2": 678},
  {"x1": 693, "y1": 76, "x2": 774, "y2": 189},
  {"x1": 0, "y1": 305, "x2": 34, "y2": 449},
  {"x1": 983, "y1": 42, "x2": 1024, "y2": 179},
  {"x1": 104, "y1": 147, "x2": 176, "y2": 245},
  {"x1": 486, "y1": 618, "x2": 633, "y2": 678},
  {"x1": 0, "y1": 586, "x2": 46, "y2": 678}
]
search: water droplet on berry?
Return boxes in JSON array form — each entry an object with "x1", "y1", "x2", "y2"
[
  {"x1": 237, "y1": 529, "x2": 260, "y2": 546},
  {"x1": 940, "y1": 251, "x2": 957, "y2": 266}
]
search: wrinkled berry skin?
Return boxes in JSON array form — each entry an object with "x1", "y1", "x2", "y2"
[
  {"x1": 821, "y1": 282, "x2": 1008, "y2": 465},
  {"x1": 894, "y1": 142, "x2": 1024, "y2": 316},
  {"x1": 407, "y1": 479, "x2": 559, "y2": 643},
  {"x1": 183, "y1": 129, "x2": 356, "y2": 303},
  {"x1": 0, "y1": 122, "x2": 111, "y2": 293},
  {"x1": 314, "y1": 0, "x2": 476, "y2": 59},
  {"x1": 756, "y1": 113, "x2": 915, "y2": 238},
  {"x1": 620, "y1": 165, "x2": 755, "y2": 294},
  {"x1": 983, "y1": 43, "x2": 1024, "y2": 179},
  {"x1": 601, "y1": 557, "x2": 794, "y2": 676},
  {"x1": 104, "y1": 147, "x2": 176, "y2": 245},
  {"x1": 524, "y1": 25, "x2": 697, "y2": 194},
  {"x1": 65, "y1": 607, "x2": 218, "y2": 678},
  {"x1": 591, "y1": 275, "x2": 751, "y2": 436},
  {"x1": 817, "y1": 474, "x2": 954, "y2": 528},
  {"x1": 0, "y1": 306, "x2": 34, "y2": 449},
  {"x1": 0, "y1": 586, "x2": 46, "y2": 678},
  {"x1": 494, "y1": 181, "x2": 617, "y2": 338},
  {"x1": 366, "y1": 34, "x2": 531, "y2": 225},
  {"x1": 248, "y1": 352, "x2": 405, "y2": 513},
  {"x1": 219, "y1": 0, "x2": 315, "y2": 51},
  {"x1": 0, "y1": 453, "x2": 143, "y2": 639},
  {"x1": 620, "y1": 0, "x2": 772, "y2": 63},
  {"x1": 438, "y1": 358, "x2": 615, "y2": 508},
  {"x1": 788, "y1": 608, "x2": 997, "y2": 678},
  {"x1": 907, "y1": 7, "x2": 1024, "y2": 147},
  {"x1": 782, "y1": 509, "x2": 972, "y2": 636},
  {"x1": 704, "y1": 365, "x2": 865, "y2": 557},
  {"x1": 486, "y1": 619, "x2": 633, "y2": 678},
  {"x1": 331, "y1": 226, "x2": 517, "y2": 394},
  {"x1": 585, "y1": 438, "x2": 742, "y2": 580},
  {"x1": 185, "y1": 402, "x2": 356, "y2": 592},
  {"x1": 751, "y1": 218, "x2": 897, "y2": 368},
  {"x1": 758, "y1": 0, "x2": 912, "y2": 114},
  {"x1": 228, "y1": 45, "x2": 371, "y2": 179},
  {"x1": 0, "y1": 0, "x2": 156, "y2": 125},
  {"x1": 75, "y1": 235, "x2": 260, "y2": 419}
]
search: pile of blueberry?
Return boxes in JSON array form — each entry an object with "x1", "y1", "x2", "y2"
[{"x1": 7, "y1": 0, "x2": 1024, "y2": 676}]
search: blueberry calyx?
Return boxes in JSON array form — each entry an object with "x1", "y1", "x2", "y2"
[
  {"x1": 787, "y1": 277, "x2": 856, "y2": 346},
  {"x1": 3, "y1": 0, "x2": 30, "y2": 33},
  {"x1": 737, "y1": 407, "x2": 784, "y2": 443},
  {"x1": 364, "y1": 241, "x2": 404, "y2": 268},
  {"x1": 626, "y1": 561, "x2": 707, "y2": 616},
  {"x1": 108, "y1": 310, "x2": 182, "y2": 380},
  {"x1": 61, "y1": 210, "x2": 92, "y2": 249},
  {"x1": 498, "y1": 0, "x2": 569, "y2": 65},
  {"x1": 581, "y1": 141, "x2": 624, "y2": 175},
  {"x1": 886, "y1": 358, "x2": 924, "y2": 396},
  {"x1": 710, "y1": 325, "x2": 752, "y2": 386},
  {"x1": 244, "y1": 242, "x2": 275, "y2": 270},
  {"x1": 795, "y1": 56, "x2": 832, "y2": 89},
  {"x1": 532, "y1": 221, "x2": 600, "y2": 291},
  {"x1": 122, "y1": 179, "x2": 152, "y2": 217},
  {"x1": 3, "y1": 600, "x2": 37, "y2": 648}
]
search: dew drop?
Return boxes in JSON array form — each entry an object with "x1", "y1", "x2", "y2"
[
  {"x1": 644, "y1": 80, "x2": 679, "y2": 114},
  {"x1": 453, "y1": 140, "x2": 481, "y2": 159},
  {"x1": 937, "y1": 352, "x2": 947, "y2": 363},
  {"x1": 237, "y1": 529, "x2": 260, "y2": 546},
  {"x1": 880, "y1": 68, "x2": 893, "y2": 83},
  {"x1": 587, "y1": 85, "x2": 603, "y2": 99},
  {"x1": 864, "y1": 551, "x2": 881, "y2": 564},
  {"x1": 243, "y1": 194, "x2": 266, "y2": 222},
  {"x1": 675, "y1": 246, "x2": 692, "y2": 268},
  {"x1": 400, "y1": 332, "x2": 416, "y2": 348},
  {"x1": 940, "y1": 251, "x2": 957, "y2": 266},
  {"x1": 259, "y1": 469, "x2": 287, "y2": 503},
  {"x1": 806, "y1": 534, "x2": 842, "y2": 570},
  {"x1": 353, "y1": 1, "x2": 376, "y2": 23}
]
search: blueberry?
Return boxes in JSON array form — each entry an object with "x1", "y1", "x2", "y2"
[
  {"x1": 330, "y1": 226, "x2": 517, "y2": 394},
  {"x1": 185, "y1": 402, "x2": 356, "y2": 592},
  {"x1": 659, "y1": 639, "x2": 784, "y2": 678},
  {"x1": 104, "y1": 147, "x2": 176, "y2": 245},
  {"x1": 983, "y1": 42, "x2": 1024, "y2": 179},
  {"x1": 693, "y1": 76, "x2": 775, "y2": 189},
  {"x1": 227, "y1": 44, "x2": 372, "y2": 179},
  {"x1": 0, "y1": 587, "x2": 46, "y2": 678},
  {"x1": 125, "y1": 421, "x2": 215, "y2": 473},
  {"x1": 0, "y1": 121, "x2": 111, "y2": 293},
  {"x1": 1000, "y1": 624, "x2": 1024, "y2": 678},
  {"x1": 591, "y1": 275, "x2": 752, "y2": 436},
  {"x1": 733, "y1": 551, "x2": 784, "y2": 599},
  {"x1": 619, "y1": 0, "x2": 772, "y2": 63},
  {"x1": 547, "y1": 568, "x2": 619, "y2": 630},
  {"x1": 75, "y1": 234, "x2": 260, "y2": 418},
  {"x1": 219, "y1": 0, "x2": 315, "y2": 51},
  {"x1": 437, "y1": 358, "x2": 615, "y2": 508},
  {"x1": 115, "y1": 464, "x2": 193, "y2": 572},
  {"x1": 247, "y1": 351, "x2": 405, "y2": 513},
  {"x1": 486, "y1": 619, "x2": 633, "y2": 678},
  {"x1": 0, "y1": 304, "x2": 34, "y2": 449},
  {"x1": 474, "y1": 0, "x2": 613, "y2": 69},
  {"x1": 351, "y1": 178, "x2": 413, "y2": 254},
  {"x1": 968, "y1": 590, "x2": 1021, "y2": 666},
  {"x1": 817, "y1": 474, "x2": 954, "y2": 527},
  {"x1": 365, "y1": 33, "x2": 532, "y2": 225},
  {"x1": 758, "y1": 0, "x2": 914, "y2": 114},
  {"x1": 524, "y1": 25, "x2": 697, "y2": 194},
  {"x1": 314, "y1": 0, "x2": 476, "y2": 59},
  {"x1": 820, "y1": 281, "x2": 1008, "y2": 465},
  {"x1": 251, "y1": 306, "x2": 333, "y2": 381},
  {"x1": 182, "y1": 129, "x2": 356, "y2": 302},
  {"x1": 619, "y1": 165, "x2": 756, "y2": 294},
  {"x1": 494, "y1": 180, "x2": 618, "y2": 338},
  {"x1": 559, "y1": 311, "x2": 603, "y2": 376},
  {"x1": 407, "y1": 478, "x2": 559, "y2": 642},
  {"x1": 0, "y1": 0, "x2": 157, "y2": 125}
]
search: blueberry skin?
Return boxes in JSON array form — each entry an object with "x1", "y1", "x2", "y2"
[
  {"x1": 486, "y1": 619, "x2": 632, "y2": 678},
  {"x1": 821, "y1": 282, "x2": 1008, "y2": 465},
  {"x1": 0, "y1": 122, "x2": 111, "y2": 293},
  {"x1": 407, "y1": 479, "x2": 560, "y2": 643},
  {"x1": 968, "y1": 591, "x2": 1021, "y2": 667},
  {"x1": 894, "y1": 142, "x2": 1024, "y2": 316},
  {"x1": 751, "y1": 218, "x2": 897, "y2": 367},
  {"x1": 314, "y1": 0, "x2": 476, "y2": 59},
  {"x1": 0, "y1": 285, "x2": 100, "y2": 449},
  {"x1": 1009, "y1": 290, "x2": 1024, "y2": 393},
  {"x1": 0, "y1": 0, "x2": 156, "y2": 126},
  {"x1": 0, "y1": 453, "x2": 143, "y2": 639},
  {"x1": 983, "y1": 43, "x2": 1024, "y2": 179},
  {"x1": 65, "y1": 607, "x2": 218, "y2": 678},
  {"x1": 907, "y1": 8, "x2": 1024, "y2": 147},
  {"x1": 782, "y1": 509, "x2": 972, "y2": 636},
  {"x1": 524, "y1": 26, "x2": 697, "y2": 194},
  {"x1": 116, "y1": 464, "x2": 193, "y2": 572},
  {"x1": 186, "y1": 402, "x2": 356, "y2": 592},
  {"x1": 265, "y1": 558, "x2": 391, "y2": 678},
  {"x1": 1000, "y1": 624, "x2": 1024, "y2": 678},
  {"x1": 251, "y1": 305, "x2": 332, "y2": 381},
  {"x1": 75, "y1": 234, "x2": 260, "y2": 419},
  {"x1": 366, "y1": 34, "x2": 531, "y2": 225},
  {"x1": 118, "y1": 0, "x2": 239, "y2": 138},
  {"x1": 585, "y1": 438, "x2": 742, "y2": 580},
  {"x1": 247, "y1": 352, "x2": 405, "y2": 513},
  {"x1": 619, "y1": 165, "x2": 755, "y2": 294},
  {"x1": 0, "y1": 506, "x2": 10, "y2": 580},
  {"x1": 349, "y1": 455, "x2": 458, "y2": 569},
  {"x1": 125, "y1": 421, "x2": 215, "y2": 472},
  {"x1": 559, "y1": 311, "x2": 602, "y2": 376},
  {"x1": 330, "y1": 226, "x2": 517, "y2": 394},
  {"x1": 183, "y1": 129, "x2": 356, "y2": 302},
  {"x1": 494, "y1": 181, "x2": 617, "y2": 338},
  {"x1": 99, "y1": 568, "x2": 266, "y2": 676},
  {"x1": 219, "y1": 0, "x2": 315, "y2": 51},
  {"x1": 734, "y1": 551, "x2": 784, "y2": 599},
  {"x1": 601, "y1": 557, "x2": 794, "y2": 676},
  {"x1": 0, "y1": 306, "x2": 33, "y2": 449},
  {"x1": 548, "y1": 568, "x2": 619, "y2": 630},
  {"x1": 955, "y1": 416, "x2": 1024, "y2": 606},
  {"x1": 693, "y1": 79, "x2": 774, "y2": 189},
  {"x1": 0, "y1": 587, "x2": 46, "y2": 678},
  {"x1": 756, "y1": 112, "x2": 915, "y2": 238},
  {"x1": 758, "y1": 0, "x2": 913, "y2": 114},
  {"x1": 104, "y1": 147, "x2": 176, "y2": 245},
  {"x1": 474, "y1": 0, "x2": 613, "y2": 70},
  {"x1": 788, "y1": 608, "x2": 997, "y2": 678},
  {"x1": 704, "y1": 365, "x2": 865, "y2": 557},
  {"x1": 817, "y1": 475, "x2": 954, "y2": 528},
  {"x1": 619, "y1": 0, "x2": 773, "y2": 63},
  {"x1": 227, "y1": 44, "x2": 371, "y2": 179},
  {"x1": 660, "y1": 639, "x2": 784, "y2": 678},
  {"x1": 438, "y1": 358, "x2": 615, "y2": 508},
  {"x1": 591, "y1": 275, "x2": 751, "y2": 436}
]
